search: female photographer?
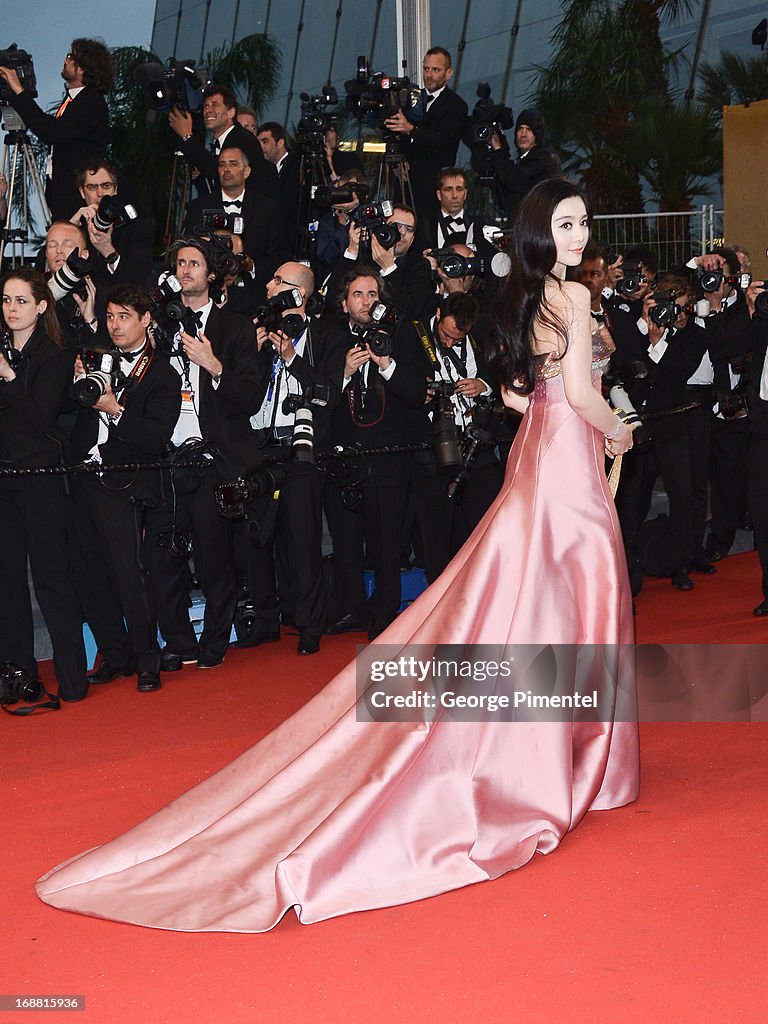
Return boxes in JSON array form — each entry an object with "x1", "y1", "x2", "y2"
[{"x1": 0, "y1": 267, "x2": 88, "y2": 702}]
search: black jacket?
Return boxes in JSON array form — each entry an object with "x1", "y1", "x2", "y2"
[
  {"x1": 490, "y1": 144, "x2": 561, "y2": 221},
  {"x1": 177, "y1": 124, "x2": 277, "y2": 201},
  {"x1": 69, "y1": 347, "x2": 181, "y2": 503},
  {"x1": 0, "y1": 326, "x2": 73, "y2": 467},
  {"x1": 406, "y1": 89, "x2": 468, "y2": 217},
  {"x1": 9, "y1": 86, "x2": 109, "y2": 219},
  {"x1": 183, "y1": 192, "x2": 287, "y2": 298}
]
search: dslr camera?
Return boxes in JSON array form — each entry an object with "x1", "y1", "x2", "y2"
[
  {"x1": 73, "y1": 348, "x2": 129, "y2": 407},
  {"x1": 0, "y1": 44, "x2": 36, "y2": 103},
  {"x1": 134, "y1": 57, "x2": 210, "y2": 114},
  {"x1": 48, "y1": 247, "x2": 97, "y2": 303},
  {"x1": 616, "y1": 260, "x2": 648, "y2": 298},
  {"x1": 351, "y1": 301, "x2": 404, "y2": 358},
  {"x1": 253, "y1": 289, "x2": 305, "y2": 338},
  {"x1": 91, "y1": 195, "x2": 138, "y2": 233},
  {"x1": 148, "y1": 275, "x2": 201, "y2": 354}
]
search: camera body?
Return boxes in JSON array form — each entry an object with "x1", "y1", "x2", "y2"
[
  {"x1": 0, "y1": 662, "x2": 42, "y2": 705},
  {"x1": 344, "y1": 56, "x2": 420, "y2": 129},
  {"x1": 616, "y1": 260, "x2": 648, "y2": 298},
  {"x1": 253, "y1": 289, "x2": 305, "y2": 338},
  {"x1": 430, "y1": 247, "x2": 493, "y2": 280},
  {"x1": 92, "y1": 195, "x2": 137, "y2": 233},
  {"x1": 199, "y1": 209, "x2": 244, "y2": 236},
  {"x1": 0, "y1": 44, "x2": 37, "y2": 103},
  {"x1": 73, "y1": 349, "x2": 129, "y2": 407},
  {"x1": 134, "y1": 57, "x2": 210, "y2": 113},
  {"x1": 297, "y1": 88, "x2": 338, "y2": 156},
  {"x1": 351, "y1": 302, "x2": 404, "y2": 357},
  {"x1": 148, "y1": 275, "x2": 201, "y2": 354}
]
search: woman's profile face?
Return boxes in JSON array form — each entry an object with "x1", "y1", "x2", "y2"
[
  {"x1": 550, "y1": 196, "x2": 589, "y2": 275},
  {"x1": 2, "y1": 278, "x2": 46, "y2": 335}
]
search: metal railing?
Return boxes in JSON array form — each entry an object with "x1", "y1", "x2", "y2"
[{"x1": 592, "y1": 206, "x2": 724, "y2": 269}]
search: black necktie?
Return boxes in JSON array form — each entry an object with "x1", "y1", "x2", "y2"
[{"x1": 423, "y1": 90, "x2": 435, "y2": 110}]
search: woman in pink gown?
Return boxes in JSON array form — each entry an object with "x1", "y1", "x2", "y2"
[{"x1": 36, "y1": 179, "x2": 639, "y2": 932}]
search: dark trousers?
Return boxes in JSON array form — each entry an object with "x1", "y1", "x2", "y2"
[
  {"x1": 708, "y1": 415, "x2": 751, "y2": 555},
  {"x1": 144, "y1": 470, "x2": 236, "y2": 658},
  {"x1": 241, "y1": 460, "x2": 325, "y2": 637},
  {"x1": 748, "y1": 434, "x2": 768, "y2": 599},
  {"x1": 412, "y1": 452, "x2": 502, "y2": 583},
  {"x1": 325, "y1": 454, "x2": 412, "y2": 623},
  {"x1": 617, "y1": 434, "x2": 693, "y2": 571},
  {"x1": 683, "y1": 395, "x2": 713, "y2": 557},
  {"x1": 0, "y1": 476, "x2": 87, "y2": 700},
  {"x1": 70, "y1": 477, "x2": 160, "y2": 673}
]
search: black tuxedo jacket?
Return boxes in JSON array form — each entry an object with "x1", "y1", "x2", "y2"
[
  {"x1": 178, "y1": 124, "x2": 278, "y2": 201},
  {"x1": 330, "y1": 322, "x2": 428, "y2": 451},
  {"x1": 626, "y1": 321, "x2": 708, "y2": 440},
  {"x1": 69, "y1": 349, "x2": 182, "y2": 503},
  {"x1": 0, "y1": 326, "x2": 73, "y2": 467},
  {"x1": 406, "y1": 89, "x2": 468, "y2": 217},
  {"x1": 252, "y1": 316, "x2": 345, "y2": 450},
  {"x1": 193, "y1": 304, "x2": 264, "y2": 476},
  {"x1": 89, "y1": 217, "x2": 155, "y2": 291},
  {"x1": 276, "y1": 153, "x2": 301, "y2": 252},
  {"x1": 417, "y1": 214, "x2": 495, "y2": 259},
  {"x1": 183, "y1": 192, "x2": 287, "y2": 297},
  {"x1": 10, "y1": 86, "x2": 109, "y2": 220}
]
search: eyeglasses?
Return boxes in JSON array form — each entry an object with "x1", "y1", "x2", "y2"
[
  {"x1": 271, "y1": 274, "x2": 302, "y2": 289},
  {"x1": 83, "y1": 181, "x2": 116, "y2": 193},
  {"x1": 392, "y1": 222, "x2": 415, "y2": 234}
]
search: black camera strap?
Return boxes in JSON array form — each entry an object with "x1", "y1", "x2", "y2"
[{"x1": 2, "y1": 685, "x2": 60, "y2": 715}]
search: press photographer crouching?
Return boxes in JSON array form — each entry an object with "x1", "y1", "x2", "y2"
[
  {"x1": 238, "y1": 262, "x2": 344, "y2": 655},
  {"x1": 324, "y1": 267, "x2": 429, "y2": 640},
  {"x1": 0, "y1": 268, "x2": 88, "y2": 703},
  {"x1": 611, "y1": 274, "x2": 709, "y2": 592},
  {"x1": 410, "y1": 291, "x2": 503, "y2": 582},
  {"x1": 67, "y1": 285, "x2": 181, "y2": 693},
  {"x1": 142, "y1": 237, "x2": 262, "y2": 671}
]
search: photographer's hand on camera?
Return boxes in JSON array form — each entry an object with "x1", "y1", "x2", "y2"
[
  {"x1": 745, "y1": 279, "x2": 767, "y2": 319},
  {"x1": 344, "y1": 344, "x2": 370, "y2": 379},
  {"x1": 168, "y1": 106, "x2": 194, "y2": 140},
  {"x1": 91, "y1": 381, "x2": 123, "y2": 419},
  {"x1": 370, "y1": 234, "x2": 396, "y2": 273},
  {"x1": 270, "y1": 329, "x2": 297, "y2": 365},
  {"x1": 0, "y1": 66, "x2": 23, "y2": 95},
  {"x1": 72, "y1": 276, "x2": 98, "y2": 333},
  {"x1": 642, "y1": 293, "x2": 667, "y2": 347},
  {"x1": 455, "y1": 377, "x2": 485, "y2": 399},
  {"x1": 180, "y1": 329, "x2": 223, "y2": 379},
  {"x1": 383, "y1": 109, "x2": 414, "y2": 136},
  {"x1": 691, "y1": 253, "x2": 726, "y2": 274}
]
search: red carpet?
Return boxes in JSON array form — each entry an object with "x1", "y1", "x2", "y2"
[{"x1": 3, "y1": 551, "x2": 767, "y2": 1024}]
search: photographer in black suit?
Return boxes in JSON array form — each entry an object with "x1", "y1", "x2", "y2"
[
  {"x1": 0, "y1": 39, "x2": 112, "y2": 219},
  {"x1": 69, "y1": 285, "x2": 181, "y2": 693},
  {"x1": 168, "y1": 85, "x2": 276, "y2": 201},
  {"x1": 183, "y1": 146, "x2": 286, "y2": 299},
  {"x1": 489, "y1": 108, "x2": 561, "y2": 222},
  {"x1": 384, "y1": 47, "x2": 468, "y2": 219},
  {"x1": 143, "y1": 237, "x2": 263, "y2": 671},
  {"x1": 242, "y1": 262, "x2": 344, "y2": 655},
  {"x1": 69, "y1": 160, "x2": 154, "y2": 290}
]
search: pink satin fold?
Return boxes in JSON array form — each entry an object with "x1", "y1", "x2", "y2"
[{"x1": 36, "y1": 355, "x2": 640, "y2": 932}]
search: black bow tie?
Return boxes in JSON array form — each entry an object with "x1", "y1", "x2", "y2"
[
  {"x1": 423, "y1": 90, "x2": 435, "y2": 108},
  {"x1": 222, "y1": 199, "x2": 242, "y2": 209},
  {"x1": 447, "y1": 216, "x2": 464, "y2": 227},
  {"x1": 120, "y1": 346, "x2": 146, "y2": 363},
  {"x1": 591, "y1": 311, "x2": 606, "y2": 323}
]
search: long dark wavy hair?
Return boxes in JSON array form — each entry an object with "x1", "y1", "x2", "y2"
[
  {"x1": 488, "y1": 177, "x2": 590, "y2": 394},
  {"x1": 1, "y1": 267, "x2": 62, "y2": 348}
]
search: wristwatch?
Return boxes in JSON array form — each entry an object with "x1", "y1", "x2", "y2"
[{"x1": 105, "y1": 251, "x2": 119, "y2": 266}]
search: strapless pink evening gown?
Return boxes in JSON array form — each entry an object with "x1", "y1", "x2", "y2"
[{"x1": 36, "y1": 330, "x2": 639, "y2": 931}]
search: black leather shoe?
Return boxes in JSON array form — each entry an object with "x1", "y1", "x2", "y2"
[
  {"x1": 707, "y1": 549, "x2": 725, "y2": 562},
  {"x1": 325, "y1": 613, "x2": 368, "y2": 635},
  {"x1": 753, "y1": 600, "x2": 768, "y2": 616},
  {"x1": 368, "y1": 615, "x2": 395, "y2": 641},
  {"x1": 160, "y1": 651, "x2": 198, "y2": 672},
  {"x1": 197, "y1": 650, "x2": 225, "y2": 669},
  {"x1": 137, "y1": 671, "x2": 162, "y2": 692},
  {"x1": 59, "y1": 690, "x2": 88, "y2": 703},
  {"x1": 232, "y1": 627, "x2": 280, "y2": 648},
  {"x1": 671, "y1": 569, "x2": 694, "y2": 591},
  {"x1": 297, "y1": 634, "x2": 320, "y2": 655},
  {"x1": 88, "y1": 661, "x2": 135, "y2": 684},
  {"x1": 690, "y1": 557, "x2": 717, "y2": 574}
]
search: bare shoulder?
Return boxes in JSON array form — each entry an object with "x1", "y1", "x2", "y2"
[{"x1": 558, "y1": 280, "x2": 591, "y2": 311}]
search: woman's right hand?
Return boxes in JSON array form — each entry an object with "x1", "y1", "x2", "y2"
[{"x1": 0, "y1": 347, "x2": 16, "y2": 382}]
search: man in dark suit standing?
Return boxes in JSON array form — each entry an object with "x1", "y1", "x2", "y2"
[
  {"x1": 256, "y1": 122, "x2": 302, "y2": 255},
  {"x1": 142, "y1": 237, "x2": 263, "y2": 671},
  {"x1": 69, "y1": 285, "x2": 182, "y2": 693},
  {"x1": 0, "y1": 39, "x2": 112, "y2": 219},
  {"x1": 417, "y1": 167, "x2": 495, "y2": 257},
  {"x1": 168, "y1": 85, "x2": 277, "y2": 201},
  {"x1": 183, "y1": 146, "x2": 286, "y2": 299},
  {"x1": 384, "y1": 47, "x2": 468, "y2": 219}
]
